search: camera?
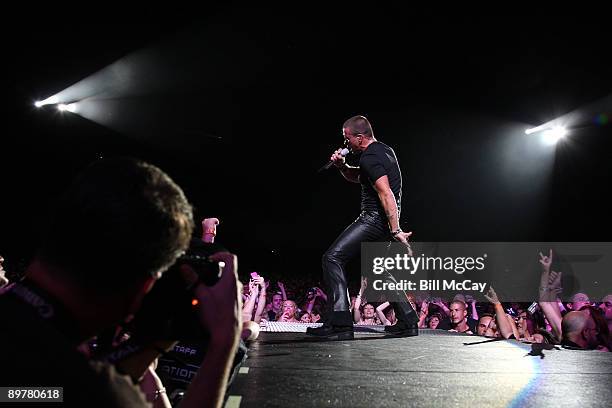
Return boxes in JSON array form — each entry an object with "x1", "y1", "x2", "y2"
[{"x1": 124, "y1": 239, "x2": 228, "y2": 344}]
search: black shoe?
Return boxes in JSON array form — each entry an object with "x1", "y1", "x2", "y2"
[
  {"x1": 384, "y1": 322, "x2": 418, "y2": 337},
  {"x1": 306, "y1": 325, "x2": 354, "y2": 340}
]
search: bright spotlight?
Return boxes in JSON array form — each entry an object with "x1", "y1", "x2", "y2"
[
  {"x1": 36, "y1": 95, "x2": 60, "y2": 107},
  {"x1": 525, "y1": 124, "x2": 547, "y2": 135},
  {"x1": 57, "y1": 104, "x2": 68, "y2": 112},
  {"x1": 66, "y1": 103, "x2": 78, "y2": 113},
  {"x1": 542, "y1": 126, "x2": 567, "y2": 145}
]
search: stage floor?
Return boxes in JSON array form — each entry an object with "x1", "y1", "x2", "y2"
[{"x1": 226, "y1": 329, "x2": 612, "y2": 407}]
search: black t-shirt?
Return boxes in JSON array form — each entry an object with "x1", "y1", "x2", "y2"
[
  {"x1": 437, "y1": 316, "x2": 478, "y2": 334},
  {"x1": 358, "y1": 142, "x2": 402, "y2": 214},
  {"x1": 0, "y1": 282, "x2": 149, "y2": 408}
]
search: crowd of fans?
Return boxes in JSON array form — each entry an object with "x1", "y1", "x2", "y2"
[
  {"x1": 239, "y1": 260, "x2": 611, "y2": 352},
  {"x1": 1, "y1": 158, "x2": 611, "y2": 408}
]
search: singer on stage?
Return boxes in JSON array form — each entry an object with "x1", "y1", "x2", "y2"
[{"x1": 307, "y1": 115, "x2": 419, "y2": 340}]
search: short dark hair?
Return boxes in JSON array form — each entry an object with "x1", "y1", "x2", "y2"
[
  {"x1": 450, "y1": 300, "x2": 467, "y2": 310},
  {"x1": 343, "y1": 115, "x2": 374, "y2": 138},
  {"x1": 37, "y1": 157, "x2": 194, "y2": 289}
]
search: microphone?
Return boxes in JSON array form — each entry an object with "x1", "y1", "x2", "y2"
[{"x1": 319, "y1": 148, "x2": 350, "y2": 172}]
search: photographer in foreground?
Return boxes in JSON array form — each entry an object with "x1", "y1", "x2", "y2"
[{"x1": 0, "y1": 158, "x2": 241, "y2": 408}]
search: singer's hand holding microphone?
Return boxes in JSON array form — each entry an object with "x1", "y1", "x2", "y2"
[
  {"x1": 319, "y1": 148, "x2": 350, "y2": 172},
  {"x1": 331, "y1": 148, "x2": 349, "y2": 168}
]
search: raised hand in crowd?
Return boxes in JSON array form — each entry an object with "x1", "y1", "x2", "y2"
[
  {"x1": 465, "y1": 294, "x2": 479, "y2": 321},
  {"x1": 376, "y1": 301, "x2": 395, "y2": 326},
  {"x1": 418, "y1": 300, "x2": 429, "y2": 328},
  {"x1": 538, "y1": 249, "x2": 553, "y2": 273},
  {"x1": 314, "y1": 286, "x2": 327, "y2": 301},
  {"x1": 242, "y1": 276, "x2": 260, "y2": 322},
  {"x1": 484, "y1": 286, "x2": 517, "y2": 339},
  {"x1": 253, "y1": 276, "x2": 268, "y2": 324},
  {"x1": 353, "y1": 277, "x2": 368, "y2": 323},
  {"x1": 432, "y1": 298, "x2": 450, "y2": 317},
  {"x1": 277, "y1": 280, "x2": 288, "y2": 301},
  {"x1": 201, "y1": 217, "x2": 220, "y2": 243},
  {"x1": 538, "y1": 269, "x2": 563, "y2": 340}
]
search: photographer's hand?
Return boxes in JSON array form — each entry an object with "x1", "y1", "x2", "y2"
[
  {"x1": 181, "y1": 251, "x2": 242, "y2": 408},
  {"x1": 112, "y1": 339, "x2": 178, "y2": 385},
  {"x1": 193, "y1": 252, "x2": 242, "y2": 341}
]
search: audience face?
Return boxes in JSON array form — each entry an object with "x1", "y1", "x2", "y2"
[
  {"x1": 583, "y1": 316, "x2": 599, "y2": 349},
  {"x1": 599, "y1": 295, "x2": 612, "y2": 322},
  {"x1": 570, "y1": 293, "x2": 591, "y2": 310},
  {"x1": 363, "y1": 304, "x2": 375, "y2": 319},
  {"x1": 516, "y1": 310, "x2": 534, "y2": 336},
  {"x1": 449, "y1": 301, "x2": 467, "y2": 324},
  {"x1": 477, "y1": 316, "x2": 499, "y2": 337},
  {"x1": 428, "y1": 315, "x2": 440, "y2": 329},
  {"x1": 300, "y1": 313, "x2": 312, "y2": 323},
  {"x1": 477, "y1": 316, "x2": 491, "y2": 336},
  {"x1": 563, "y1": 311, "x2": 599, "y2": 349},
  {"x1": 272, "y1": 294, "x2": 283, "y2": 311},
  {"x1": 281, "y1": 300, "x2": 297, "y2": 319}
]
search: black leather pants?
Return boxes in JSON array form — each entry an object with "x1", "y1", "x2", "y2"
[{"x1": 322, "y1": 211, "x2": 388, "y2": 314}]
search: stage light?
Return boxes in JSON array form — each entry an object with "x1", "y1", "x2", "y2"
[
  {"x1": 525, "y1": 124, "x2": 548, "y2": 135},
  {"x1": 57, "y1": 103, "x2": 78, "y2": 113},
  {"x1": 35, "y1": 95, "x2": 60, "y2": 107},
  {"x1": 542, "y1": 126, "x2": 567, "y2": 145}
]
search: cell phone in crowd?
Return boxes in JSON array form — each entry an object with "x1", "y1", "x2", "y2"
[{"x1": 527, "y1": 301, "x2": 538, "y2": 314}]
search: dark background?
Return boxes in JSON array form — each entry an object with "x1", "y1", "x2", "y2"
[{"x1": 4, "y1": 6, "x2": 611, "y2": 285}]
